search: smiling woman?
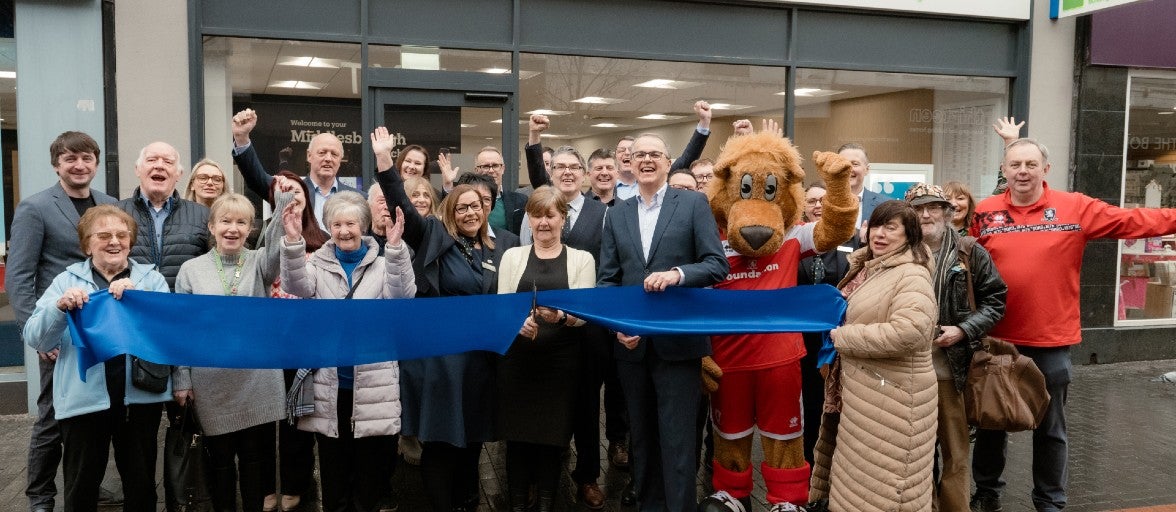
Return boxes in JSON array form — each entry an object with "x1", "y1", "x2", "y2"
[
  {"x1": 184, "y1": 158, "x2": 230, "y2": 208},
  {"x1": 171, "y1": 192, "x2": 288, "y2": 511}
]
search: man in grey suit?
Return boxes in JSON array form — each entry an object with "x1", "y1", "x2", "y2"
[
  {"x1": 597, "y1": 133, "x2": 728, "y2": 511},
  {"x1": 837, "y1": 142, "x2": 886, "y2": 228},
  {"x1": 7, "y1": 131, "x2": 117, "y2": 512}
]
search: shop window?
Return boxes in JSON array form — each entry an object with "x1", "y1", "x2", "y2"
[
  {"x1": 791, "y1": 69, "x2": 1009, "y2": 202},
  {"x1": 1116, "y1": 73, "x2": 1176, "y2": 325},
  {"x1": 516, "y1": 53, "x2": 787, "y2": 185},
  {"x1": 202, "y1": 37, "x2": 364, "y2": 194}
]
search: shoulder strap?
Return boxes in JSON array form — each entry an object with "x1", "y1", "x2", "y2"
[{"x1": 957, "y1": 236, "x2": 978, "y2": 313}]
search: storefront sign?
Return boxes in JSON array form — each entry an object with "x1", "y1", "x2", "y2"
[
  {"x1": 233, "y1": 96, "x2": 364, "y2": 189},
  {"x1": 1051, "y1": 0, "x2": 1143, "y2": 19},
  {"x1": 762, "y1": 0, "x2": 1029, "y2": 20},
  {"x1": 1090, "y1": 1, "x2": 1176, "y2": 68}
]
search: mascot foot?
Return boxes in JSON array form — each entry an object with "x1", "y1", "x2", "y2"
[
  {"x1": 698, "y1": 491, "x2": 751, "y2": 512},
  {"x1": 768, "y1": 503, "x2": 807, "y2": 512},
  {"x1": 805, "y1": 499, "x2": 829, "y2": 512}
]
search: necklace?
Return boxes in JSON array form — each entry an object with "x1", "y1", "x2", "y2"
[{"x1": 212, "y1": 249, "x2": 245, "y2": 296}]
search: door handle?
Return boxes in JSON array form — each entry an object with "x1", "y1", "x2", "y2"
[{"x1": 465, "y1": 92, "x2": 510, "y2": 102}]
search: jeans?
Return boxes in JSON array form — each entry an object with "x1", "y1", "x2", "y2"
[{"x1": 972, "y1": 345, "x2": 1071, "y2": 511}]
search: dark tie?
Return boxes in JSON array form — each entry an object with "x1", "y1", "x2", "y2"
[{"x1": 812, "y1": 256, "x2": 826, "y2": 284}]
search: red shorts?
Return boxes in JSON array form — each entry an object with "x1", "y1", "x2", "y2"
[{"x1": 710, "y1": 360, "x2": 802, "y2": 440}]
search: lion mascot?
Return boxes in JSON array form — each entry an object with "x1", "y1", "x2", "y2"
[{"x1": 697, "y1": 128, "x2": 857, "y2": 512}]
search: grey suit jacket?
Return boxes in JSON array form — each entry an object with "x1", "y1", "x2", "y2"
[
  {"x1": 7, "y1": 183, "x2": 117, "y2": 330},
  {"x1": 597, "y1": 187, "x2": 728, "y2": 361}
]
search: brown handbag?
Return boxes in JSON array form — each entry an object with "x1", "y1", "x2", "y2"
[{"x1": 958, "y1": 238, "x2": 1051, "y2": 432}]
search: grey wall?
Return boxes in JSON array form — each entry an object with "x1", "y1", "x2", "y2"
[{"x1": 13, "y1": 0, "x2": 108, "y2": 412}]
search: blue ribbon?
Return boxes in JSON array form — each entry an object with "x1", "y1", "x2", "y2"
[{"x1": 67, "y1": 284, "x2": 846, "y2": 376}]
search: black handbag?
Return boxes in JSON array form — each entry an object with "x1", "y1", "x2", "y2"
[
  {"x1": 164, "y1": 403, "x2": 214, "y2": 512},
  {"x1": 130, "y1": 356, "x2": 171, "y2": 393}
]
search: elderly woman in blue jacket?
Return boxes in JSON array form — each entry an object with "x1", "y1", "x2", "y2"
[{"x1": 23, "y1": 204, "x2": 171, "y2": 512}]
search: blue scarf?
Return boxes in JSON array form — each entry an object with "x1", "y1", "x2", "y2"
[{"x1": 334, "y1": 243, "x2": 369, "y2": 288}]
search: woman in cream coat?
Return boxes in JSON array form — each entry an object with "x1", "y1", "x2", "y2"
[
  {"x1": 280, "y1": 191, "x2": 417, "y2": 512},
  {"x1": 496, "y1": 186, "x2": 595, "y2": 512},
  {"x1": 810, "y1": 200, "x2": 938, "y2": 512}
]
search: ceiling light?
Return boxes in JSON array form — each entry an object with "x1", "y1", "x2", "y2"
[
  {"x1": 539, "y1": 133, "x2": 567, "y2": 138},
  {"x1": 592, "y1": 123, "x2": 630, "y2": 128},
  {"x1": 491, "y1": 119, "x2": 503, "y2": 124},
  {"x1": 634, "y1": 79, "x2": 702, "y2": 89},
  {"x1": 269, "y1": 80, "x2": 323, "y2": 90},
  {"x1": 278, "y1": 56, "x2": 340, "y2": 69},
  {"x1": 401, "y1": 47, "x2": 440, "y2": 71},
  {"x1": 638, "y1": 114, "x2": 686, "y2": 120},
  {"x1": 460, "y1": 124, "x2": 475, "y2": 128},
  {"x1": 0, "y1": 71, "x2": 15, "y2": 79},
  {"x1": 784, "y1": 88, "x2": 848, "y2": 97},
  {"x1": 526, "y1": 109, "x2": 573, "y2": 116},
  {"x1": 573, "y1": 96, "x2": 628, "y2": 105},
  {"x1": 708, "y1": 103, "x2": 753, "y2": 111},
  {"x1": 1159, "y1": 111, "x2": 1175, "y2": 115},
  {"x1": 479, "y1": 67, "x2": 511, "y2": 74}
]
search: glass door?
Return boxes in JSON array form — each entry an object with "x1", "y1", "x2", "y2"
[{"x1": 369, "y1": 89, "x2": 515, "y2": 192}]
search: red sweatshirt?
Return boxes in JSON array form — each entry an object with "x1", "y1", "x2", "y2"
[{"x1": 971, "y1": 183, "x2": 1176, "y2": 347}]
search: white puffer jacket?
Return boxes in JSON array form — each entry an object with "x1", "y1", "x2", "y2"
[{"x1": 281, "y1": 235, "x2": 417, "y2": 438}]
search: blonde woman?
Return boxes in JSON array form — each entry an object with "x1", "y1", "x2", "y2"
[{"x1": 184, "y1": 158, "x2": 230, "y2": 207}]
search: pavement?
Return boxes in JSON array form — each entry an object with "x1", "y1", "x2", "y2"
[{"x1": 0, "y1": 358, "x2": 1174, "y2": 512}]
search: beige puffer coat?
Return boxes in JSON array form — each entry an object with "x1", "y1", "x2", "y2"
[
  {"x1": 810, "y1": 246, "x2": 938, "y2": 512},
  {"x1": 280, "y1": 236, "x2": 417, "y2": 438}
]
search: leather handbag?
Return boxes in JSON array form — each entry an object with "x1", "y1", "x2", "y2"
[
  {"x1": 164, "y1": 403, "x2": 214, "y2": 512},
  {"x1": 130, "y1": 356, "x2": 170, "y2": 393},
  {"x1": 958, "y1": 238, "x2": 1050, "y2": 431}
]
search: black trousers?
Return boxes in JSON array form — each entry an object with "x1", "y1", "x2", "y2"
[
  {"x1": 205, "y1": 422, "x2": 277, "y2": 512},
  {"x1": 59, "y1": 402, "x2": 163, "y2": 512},
  {"x1": 420, "y1": 441, "x2": 484, "y2": 512},
  {"x1": 506, "y1": 441, "x2": 562, "y2": 496},
  {"x1": 280, "y1": 369, "x2": 315, "y2": 496},
  {"x1": 315, "y1": 389, "x2": 397, "y2": 512},
  {"x1": 617, "y1": 355, "x2": 701, "y2": 512},
  {"x1": 27, "y1": 357, "x2": 62, "y2": 510},
  {"x1": 571, "y1": 326, "x2": 629, "y2": 484}
]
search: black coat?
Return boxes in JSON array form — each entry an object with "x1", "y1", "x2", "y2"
[
  {"x1": 118, "y1": 190, "x2": 209, "y2": 290},
  {"x1": 937, "y1": 233, "x2": 1007, "y2": 391}
]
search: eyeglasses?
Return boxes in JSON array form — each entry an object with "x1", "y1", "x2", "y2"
[
  {"x1": 805, "y1": 198, "x2": 823, "y2": 205},
  {"x1": 194, "y1": 174, "x2": 224, "y2": 184},
  {"x1": 475, "y1": 163, "x2": 505, "y2": 172},
  {"x1": 479, "y1": 197, "x2": 493, "y2": 207},
  {"x1": 631, "y1": 151, "x2": 666, "y2": 161},
  {"x1": 693, "y1": 173, "x2": 715, "y2": 182},
  {"x1": 552, "y1": 164, "x2": 584, "y2": 173},
  {"x1": 914, "y1": 204, "x2": 946, "y2": 215},
  {"x1": 91, "y1": 231, "x2": 132, "y2": 242},
  {"x1": 455, "y1": 201, "x2": 484, "y2": 215}
]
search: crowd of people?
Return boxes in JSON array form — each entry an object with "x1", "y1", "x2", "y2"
[{"x1": 10, "y1": 106, "x2": 1176, "y2": 512}]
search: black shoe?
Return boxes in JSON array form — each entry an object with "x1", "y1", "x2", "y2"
[
  {"x1": 621, "y1": 480, "x2": 637, "y2": 506},
  {"x1": 970, "y1": 494, "x2": 1003, "y2": 512}
]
